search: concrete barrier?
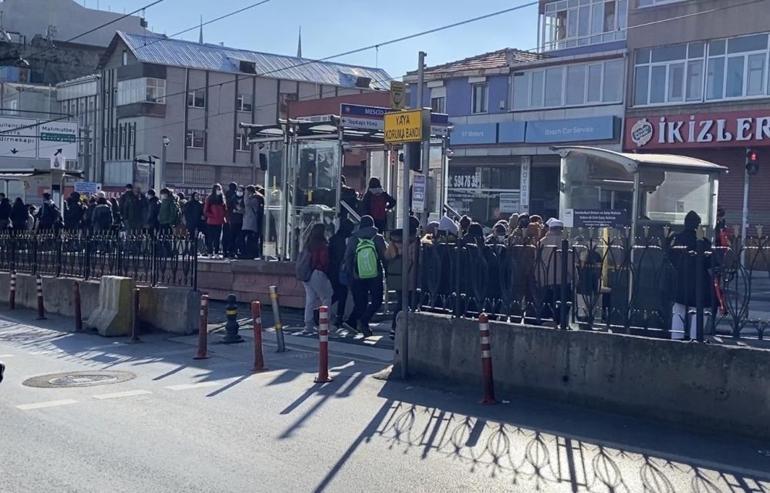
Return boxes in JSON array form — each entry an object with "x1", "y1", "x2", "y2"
[
  {"x1": 197, "y1": 259, "x2": 304, "y2": 308},
  {"x1": 400, "y1": 312, "x2": 770, "y2": 440},
  {"x1": 86, "y1": 276, "x2": 136, "y2": 337},
  {"x1": 0, "y1": 273, "x2": 197, "y2": 335}
]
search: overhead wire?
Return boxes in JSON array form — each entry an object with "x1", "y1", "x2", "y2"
[{"x1": 114, "y1": 0, "x2": 770, "y2": 141}]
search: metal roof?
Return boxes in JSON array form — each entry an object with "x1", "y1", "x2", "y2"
[
  {"x1": 117, "y1": 32, "x2": 392, "y2": 90},
  {"x1": 553, "y1": 146, "x2": 728, "y2": 174}
]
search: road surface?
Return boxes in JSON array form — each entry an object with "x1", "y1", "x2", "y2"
[{"x1": 1, "y1": 308, "x2": 768, "y2": 492}]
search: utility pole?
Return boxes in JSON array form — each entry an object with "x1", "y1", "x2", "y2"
[
  {"x1": 399, "y1": 51, "x2": 426, "y2": 380},
  {"x1": 418, "y1": 52, "x2": 429, "y2": 225}
]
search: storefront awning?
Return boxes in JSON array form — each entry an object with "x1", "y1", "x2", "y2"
[{"x1": 553, "y1": 146, "x2": 728, "y2": 174}]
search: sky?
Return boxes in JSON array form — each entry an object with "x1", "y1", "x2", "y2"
[{"x1": 83, "y1": 0, "x2": 540, "y2": 79}]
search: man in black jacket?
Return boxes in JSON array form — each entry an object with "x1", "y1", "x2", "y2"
[
  {"x1": 37, "y1": 193, "x2": 62, "y2": 231},
  {"x1": 0, "y1": 193, "x2": 11, "y2": 229},
  {"x1": 143, "y1": 189, "x2": 160, "y2": 233},
  {"x1": 669, "y1": 210, "x2": 712, "y2": 340},
  {"x1": 329, "y1": 218, "x2": 354, "y2": 326},
  {"x1": 63, "y1": 192, "x2": 85, "y2": 230}
]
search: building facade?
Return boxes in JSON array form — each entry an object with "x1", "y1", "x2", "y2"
[
  {"x1": 623, "y1": 0, "x2": 770, "y2": 227},
  {"x1": 95, "y1": 32, "x2": 391, "y2": 193},
  {"x1": 405, "y1": 0, "x2": 628, "y2": 225}
]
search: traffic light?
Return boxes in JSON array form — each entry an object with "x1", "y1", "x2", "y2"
[{"x1": 746, "y1": 148, "x2": 759, "y2": 176}]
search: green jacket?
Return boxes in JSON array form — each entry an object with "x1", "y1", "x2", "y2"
[{"x1": 158, "y1": 198, "x2": 179, "y2": 226}]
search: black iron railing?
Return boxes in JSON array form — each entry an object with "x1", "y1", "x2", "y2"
[
  {"x1": 0, "y1": 230, "x2": 197, "y2": 289},
  {"x1": 417, "y1": 229, "x2": 770, "y2": 342}
]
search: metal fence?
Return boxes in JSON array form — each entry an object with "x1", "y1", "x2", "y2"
[
  {"x1": 417, "y1": 229, "x2": 770, "y2": 342},
  {"x1": 0, "y1": 230, "x2": 198, "y2": 289}
]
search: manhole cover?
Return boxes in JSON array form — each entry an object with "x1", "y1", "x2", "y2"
[{"x1": 23, "y1": 371, "x2": 135, "y2": 388}]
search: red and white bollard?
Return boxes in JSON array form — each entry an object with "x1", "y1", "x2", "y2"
[
  {"x1": 479, "y1": 313, "x2": 496, "y2": 405},
  {"x1": 9, "y1": 270, "x2": 16, "y2": 310},
  {"x1": 35, "y1": 275, "x2": 46, "y2": 320},
  {"x1": 194, "y1": 294, "x2": 210, "y2": 360},
  {"x1": 251, "y1": 300, "x2": 267, "y2": 372},
  {"x1": 314, "y1": 306, "x2": 333, "y2": 383}
]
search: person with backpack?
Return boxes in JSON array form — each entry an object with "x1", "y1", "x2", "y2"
[
  {"x1": 342, "y1": 215, "x2": 387, "y2": 337},
  {"x1": 158, "y1": 188, "x2": 180, "y2": 234},
  {"x1": 37, "y1": 193, "x2": 62, "y2": 232},
  {"x1": 296, "y1": 223, "x2": 333, "y2": 332},
  {"x1": 91, "y1": 196, "x2": 114, "y2": 233},
  {"x1": 329, "y1": 218, "x2": 354, "y2": 327},
  {"x1": 361, "y1": 177, "x2": 395, "y2": 233},
  {"x1": 339, "y1": 175, "x2": 359, "y2": 220}
]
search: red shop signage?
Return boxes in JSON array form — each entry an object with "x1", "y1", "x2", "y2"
[{"x1": 624, "y1": 109, "x2": 770, "y2": 151}]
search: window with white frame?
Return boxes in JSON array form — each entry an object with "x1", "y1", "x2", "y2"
[
  {"x1": 116, "y1": 77, "x2": 166, "y2": 106},
  {"x1": 512, "y1": 59, "x2": 624, "y2": 110},
  {"x1": 185, "y1": 129, "x2": 205, "y2": 149},
  {"x1": 235, "y1": 132, "x2": 249, "y2": 151},
  {"x1": 430, "y1": 86, "x2": 446, "y2": 113},
  {"x1": 542, "y1": 0, "x2": 627, "y2": 52},
  {"x1": 637, "y1": 0, "x2": 685, "y2": 7},
  {"x1": 634, "y1": 32, "x2": 770, "y2": 106},
  {"x1": 236, "y1": 94, "x2": 252, "y2": 112},
  {"x1": 471, "y1": 83, "x2": 488, "y2": 114},
  {"x1": 187, "y1": 88, "x2": 206, "y2": 108}
]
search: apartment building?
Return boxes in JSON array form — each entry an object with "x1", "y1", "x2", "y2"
[
  {"x1": 623, "y1": 0, "x2": 770, "y2": 226},
  {"x1": 94, "y1": 31, "x2": 391, "y2": 192}
]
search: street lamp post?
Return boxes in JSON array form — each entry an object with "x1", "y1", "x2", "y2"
[{"x1": 158, "y1": 135, "x2": 170, "y2": 189}]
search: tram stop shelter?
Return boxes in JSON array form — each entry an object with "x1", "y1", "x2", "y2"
[
  {"x1": 242, "y1": 105, "x2": 450, "y2": 260},
  {"x1": 554, "y1": 146, "x2": 727, "y2": 238}
]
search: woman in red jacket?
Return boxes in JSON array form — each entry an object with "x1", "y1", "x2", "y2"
[
  {"x1": 203, "y1": 183, "x2": 228, "y2": 257},
  {"x1": 302, "y1": 223, "x2": 333, "y2": 332}
]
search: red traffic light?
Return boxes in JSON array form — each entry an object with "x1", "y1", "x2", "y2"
[{"x1": 748, "y1": 150, "x2": 758, "y2": 162}]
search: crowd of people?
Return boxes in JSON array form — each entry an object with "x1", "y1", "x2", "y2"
[{"x1": 0, "y1": 182, "x2": 267, "y2": 260}]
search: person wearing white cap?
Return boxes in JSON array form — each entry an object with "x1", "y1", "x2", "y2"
[
  {"x1": 538, "y1": 217, "x2": 571, "y2": 325},
  {"x1": 437, "y1": 214, "x2": 459, "y2": 239}
]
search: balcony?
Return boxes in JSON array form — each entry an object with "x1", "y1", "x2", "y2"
[{"x1": 541, "y1": 0, "x2": 628, "y2": 53}]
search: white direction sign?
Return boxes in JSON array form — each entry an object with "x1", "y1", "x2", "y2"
[
  {"x1": 0, "y1": 117, "x2": 37, "y2": 158},
  {"x1": 39, "y1": 122, "x2": 78, "y2": 160}
]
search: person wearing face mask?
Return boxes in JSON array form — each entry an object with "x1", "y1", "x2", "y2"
[
  {"x1": 158, "y1": 188, "x2": 180, "y2": 235},
  {"x1": 486, "y1": 221, "x2": 509, "y2": 246},
  {"x1": 226, "y1": 186, "x2": 245, "y2": 258},
  {"x1": 203, "y1": 184, "x2": 227, "y2": 257},
  {"x1": 183, "y1": 192, "x2": 204, "y2": 244}
]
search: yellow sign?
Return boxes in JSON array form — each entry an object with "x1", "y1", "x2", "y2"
[
  {"x1": 390, "y1": 81, "x2": 406, "y2": 110},
  {"x1": 384, "y1": 109, "x2": 425, "y2": 144}
]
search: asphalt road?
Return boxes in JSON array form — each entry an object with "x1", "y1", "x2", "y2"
[{"x1": 1, "y1": 308, "x2": 769, "y2": 492}]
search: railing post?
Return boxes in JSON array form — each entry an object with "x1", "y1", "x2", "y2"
[
  {"x1": 56, "y1": 233, "x2": 63, "y2": 277},
  {"x1": 453, "y1": 246, "x2": 461, "y2": 318},
  {"x1": 560, "y1": 239, "x2": 569, "y2": 330},
  {"x1": 695, "y1": 238, "x2": 706, "y2": 342}
]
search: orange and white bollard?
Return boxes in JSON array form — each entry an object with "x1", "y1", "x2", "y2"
[
  {"x1": 314, "y1": 306, "x2": 333, "y2": 383},
  {"x1": 73, "y1": 282, "x2": 83, "y2": 332},
  {"x1": 9, "y1": 270, "x2": 16, "y2": 310},
  {"x1": 194, "y1": 294, "x2": 210, "y2": 360},
  {"x1": 251, "y1": 300, "x2": 267, "y2": 372},
  {"x1": 35, "y1": 275, "x2": 45, "y2": 320},
  {"x1": 479, "y1": 313, "x2": 496, "y2": 405}
]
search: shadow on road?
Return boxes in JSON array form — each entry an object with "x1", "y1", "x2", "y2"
[{"x1": 311, "y1": 376, "x2": 770, "y2": 493}]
